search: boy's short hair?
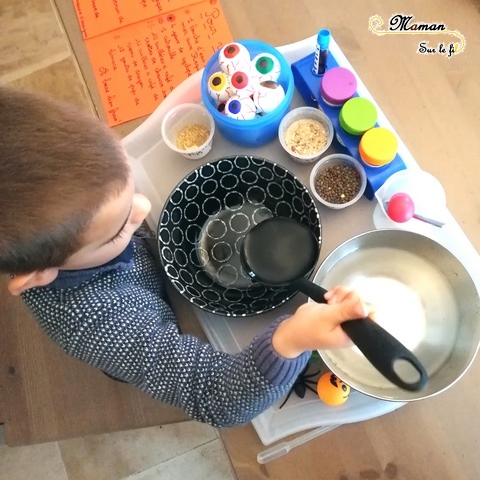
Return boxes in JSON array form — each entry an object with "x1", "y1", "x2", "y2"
[{"x1": 0, "y1": 87, "x2": 130, "y2": 274}]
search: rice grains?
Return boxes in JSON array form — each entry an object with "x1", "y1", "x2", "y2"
[{"x1": 177, "y1": 124, "x2": 210, "y2": 150}]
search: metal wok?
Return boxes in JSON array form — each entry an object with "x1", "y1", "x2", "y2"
[{"x1": 312, "y1": 229, "x2": 480, "y2": 402}]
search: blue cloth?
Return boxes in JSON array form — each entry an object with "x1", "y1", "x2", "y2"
[{"x1": 22, "y1": 238, "x2": 310, "y2": 427}]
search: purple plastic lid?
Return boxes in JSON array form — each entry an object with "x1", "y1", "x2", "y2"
[{"x1": 320, "y1": 67, "x2": 357, "y2": 106}]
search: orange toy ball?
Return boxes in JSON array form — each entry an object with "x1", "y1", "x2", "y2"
[{"x1": 317, "y1": 372, "x2": 351, "y2": 406}]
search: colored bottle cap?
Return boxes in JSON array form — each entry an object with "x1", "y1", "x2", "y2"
[
  {"x1": 320, "y1": 67, "x2": 357, "y2": 106},
  {"x1": 339, "y1": 97, "x2": 377, "y2": 135},
  {"x1": 317, "y1": 29, "x2": 331, "y2": 50},
  {"x1": 359, "y1": 127, "x2": 398, "y2": 167}
]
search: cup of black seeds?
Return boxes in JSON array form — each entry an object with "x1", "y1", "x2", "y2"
[{"x1": 309, "y1": 154, "x2": 367, "y2": 209}]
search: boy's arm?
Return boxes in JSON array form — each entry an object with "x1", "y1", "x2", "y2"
[
  {"x1": 272, "y1": 287, "x2": 371, "y2": 358},
  {"x1": 22, "y1": 243, "x2": 370, "y2": 429},
  {"x1": 23, "y1": 283, "x2": 310, "y2": 427}
]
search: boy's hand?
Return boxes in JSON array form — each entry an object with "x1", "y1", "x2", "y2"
[{"x1": 272, "y1": 286, "x2": 375, "y2": 359}]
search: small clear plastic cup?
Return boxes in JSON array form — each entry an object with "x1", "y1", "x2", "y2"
[
  {"x1": 278, "y1": 106, "x2": 334, "y2": 164},
  {"x1": 161, "y1": 103, "x2": 215, "y2": 160},
  {"x1": 310, "y1": 153, "x2": 367, "y2": 209}
]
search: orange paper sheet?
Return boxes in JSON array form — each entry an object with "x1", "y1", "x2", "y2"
[{"x1": 74, "y1": 0, "x2": 233, "y2": 126}]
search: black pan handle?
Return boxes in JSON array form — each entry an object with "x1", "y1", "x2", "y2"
[{"x1": 293, "y1": 277, "x2": 429, "y2": 392}]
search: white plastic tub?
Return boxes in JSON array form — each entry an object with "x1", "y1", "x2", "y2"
[{"x1": 123, "y1": 35, "x2": 480, "y2": 446}]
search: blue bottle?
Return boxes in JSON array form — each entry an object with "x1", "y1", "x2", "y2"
[{"x1": 312, "y1": 29, "x2": 331, "y2": 76}]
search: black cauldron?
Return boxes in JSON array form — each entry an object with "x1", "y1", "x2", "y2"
[{"x1": 157, "y1": 155, "x2": 321, "y2": 316}]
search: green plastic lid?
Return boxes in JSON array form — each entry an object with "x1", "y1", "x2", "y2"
[{"x1": 339, "y1": 97, "x2": 377, "y2": 135}]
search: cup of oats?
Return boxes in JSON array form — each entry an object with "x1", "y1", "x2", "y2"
[
  {"x1": 161, "y1": 103, "x2": 215, "y2": 160},
  {"x1": 278, "y1": 106, "x2": 334, "y2": 164}
]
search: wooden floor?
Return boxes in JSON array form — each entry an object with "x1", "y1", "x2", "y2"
[{"x1": 2, "y1": 0, "x2": 480, "y2": 479}]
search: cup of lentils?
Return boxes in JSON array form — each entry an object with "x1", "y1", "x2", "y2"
[{"x1": 309, "y1": 153, "x2": 367, "y2": 209}]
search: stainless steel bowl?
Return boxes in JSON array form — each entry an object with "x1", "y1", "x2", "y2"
[{"x1": 312, "y1": 229, "x2": 480, "y2": 402}]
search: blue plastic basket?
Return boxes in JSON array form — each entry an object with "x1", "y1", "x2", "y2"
[{"x1": 201, "y1": 39, "x2": 294, "y2": 148}]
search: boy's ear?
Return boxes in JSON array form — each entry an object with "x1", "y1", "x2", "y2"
[{"x1": 8, "y1": 268, "x2": 59, "y2": 296}]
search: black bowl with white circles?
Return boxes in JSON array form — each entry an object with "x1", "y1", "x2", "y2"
[{"x1": 157, "y1": 155, "x2": 322, "y2": 316}]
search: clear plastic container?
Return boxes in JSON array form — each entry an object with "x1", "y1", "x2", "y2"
[
  {"x1": 310, "y1": 153, "x2": 367, "y2": 209},
  {"x1": 161, "y1": 103, "x2": 215, "y2": 160},
  {"x1": 200, "y1": 39, "x2": 294, "y2": 148},
  {"x1": 278, "y1": 106, "x2": 334, "y2": 164},
  {"x1": 125, "y1": 35, "x2": 448, "y2": 447}
]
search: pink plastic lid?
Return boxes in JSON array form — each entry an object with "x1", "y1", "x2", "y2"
[{"x1": 320, "y1": 67, "x2": 357, "y2": 106}]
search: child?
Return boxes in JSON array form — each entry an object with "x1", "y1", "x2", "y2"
[{"x1": 0, "y1": 87, "x2": 373, "y2": 427}]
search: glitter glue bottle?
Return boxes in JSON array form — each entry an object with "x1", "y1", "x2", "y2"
[
  {"x1": 339, "y1": 97, "x2": 377, "y2": 136},
  {"x1": 320, "y1": 67, "x2": 357, "y2": 106},
  {"x1": 359, "y1": 127, "x2": 398, "y2": 167},
  {"x1": 312, "y1": 29, "x2": 331, "y2": 76}
]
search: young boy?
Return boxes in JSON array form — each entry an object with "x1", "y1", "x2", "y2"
[{"x1": 0, "y1": 87, "x2": 373, "y2": 427}]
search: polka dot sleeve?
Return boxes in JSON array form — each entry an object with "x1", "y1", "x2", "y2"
[{"x1": 21, "y1": 242, "x2": 309, "y2": 427}]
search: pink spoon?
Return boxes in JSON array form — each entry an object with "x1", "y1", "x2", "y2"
[{"x1": 384, "y1": 192, "x2": 445, "y2": 228}]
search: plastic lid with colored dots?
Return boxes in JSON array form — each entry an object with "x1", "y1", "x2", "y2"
[
  {"x1": 320, "y1": 67, "x2": 357, "y2": 106},
  {"x1": 339, "y1": 97, "x2": 377, "y2": 135},
  {"x1": 359, "y1": 127, "x2": 399, "y2": 167}
]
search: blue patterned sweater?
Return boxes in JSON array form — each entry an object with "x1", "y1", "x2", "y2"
[{"x1": 21, "y1": 238, "x2": 310, "y2": 427}]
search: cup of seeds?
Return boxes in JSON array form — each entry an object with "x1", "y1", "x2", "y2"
[
  {"x1": 309, "y1": 153, "x2": 367, "y2": 209},
  {"x1": 161, "y1": 103, "x2": 215, "y2": 159},
  {"x1": 278, "y1": 106, "x2": 334, "y2": 164}
]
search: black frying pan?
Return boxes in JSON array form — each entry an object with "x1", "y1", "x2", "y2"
[{"x1": 240, "y1": 217, "x2": 428, "y2": 391}]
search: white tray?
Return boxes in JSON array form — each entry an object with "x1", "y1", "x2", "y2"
[{"x1": 123, "y1": 35, "x2": 480, "y2": 445}]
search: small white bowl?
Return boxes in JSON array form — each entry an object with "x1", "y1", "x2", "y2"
[
  {"x1": 373, "y1": 169, "x2": 448, "y2": 231},
  {"x1": 309, "y1": 153, "x2": 367, "y2": 209},
  {"x1": 278, "y1": 106, "x2": 334, "y2": 164},
  {"x1": 161, "y1": 103, "x2": 215, "y2": 160}
]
